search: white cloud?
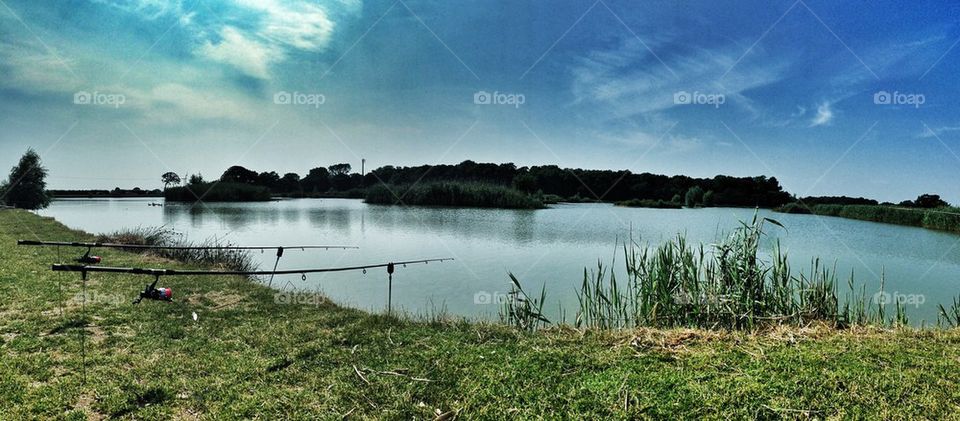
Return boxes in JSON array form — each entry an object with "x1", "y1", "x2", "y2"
[
  {"x1": 570, "y1": 38, "x2": 788, "y2": 118},
  {"x1": 139, "y1": 83, "x2": 259, "y2": 123},
  {"x1": 809, "y1": 102, "x2": 834, "y2": 127},
  {"x1": 91, "y1": 0, "x2": 187, "y2": 20},
  {"x1": 234, "y1": 0, "x2": 336, "y2": 51},
  {"x1": 198, "y1": 26, "x2": 282, "y2": 79}
]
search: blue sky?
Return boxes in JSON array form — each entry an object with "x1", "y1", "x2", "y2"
[{"x1": 1, "y1": 0, "x2": 959, "y2": 202}]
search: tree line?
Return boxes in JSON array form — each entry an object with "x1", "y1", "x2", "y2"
[{"x1": 161, "y1": 160, "x2": 795, "y2": 207}]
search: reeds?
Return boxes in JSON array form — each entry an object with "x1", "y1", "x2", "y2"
[
  {"x1": 508, "y1": 212, "x2": 917, "y2": 331},
  {"x1": 938, "y1": 296, "x2": 960, "y2": 328},
  {"x1": 94, "y1": 227, "x2": 256, "y2": 272},
  {"x1": 776, "y1": 203, "x2": 960, "y2": 233},
  {"x1": 614, "y1": 198, "x2": 682, "y2": 209},
  {"x1": 500, "y1": 273, "x2": 550, "y2": 332},
  {"x1": 365, "y1": 182, "x2": 544, "y2": 209}
]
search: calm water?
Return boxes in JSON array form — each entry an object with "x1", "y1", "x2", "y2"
[{"x1": 38, "y1": 198, "x2": 960, "y2": 324}]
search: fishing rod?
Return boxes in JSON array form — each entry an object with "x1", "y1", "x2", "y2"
[
  {"x1": 18, "y1": 240, "x2": 358, "y2": 251},
  {"x1": 19, "y1": 240, "x2": 360, "y2": 282},
  {"x1": 52, "y1": 257, "x2": 454, "y2": 311},
  {"x1": 52, "y1": 258, "x2": 453, "y2": 277}
]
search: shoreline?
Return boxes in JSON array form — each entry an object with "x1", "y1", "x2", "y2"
[{"x1": 2, "y1": 209, "x2": 960, "y2": 417}]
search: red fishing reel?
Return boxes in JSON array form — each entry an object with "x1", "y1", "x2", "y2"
[
  {"x1": 133, "y1": 276, "x2": 172, "y2": 304},
  {"x1": 77, "y1": 248, "x2": 102, "y2": 264}
]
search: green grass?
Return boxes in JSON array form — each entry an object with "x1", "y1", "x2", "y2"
[
  {"x1": 3, "y1": 209, "x2": 960, "y2": 418},
  {"x1": 776, "y1": 203, "x2": 960, "y2": 233},
  {"x1": 164, "y1": 182, "x2": 272, "y2": 202},
  {"x1": 365, "y1": 182, "x2": 544, "y2": 209}
]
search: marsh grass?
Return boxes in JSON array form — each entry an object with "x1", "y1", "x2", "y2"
[
  {"x1": 94, "y1": 227, "x2": 256, "y2": 272},
  {"x1": 500, "y1": 273, "x2": 550, "y2": 332},
  {"x1": 510, "y1": 213, "x2": 917, "y2": 331},
  {"x1": 777, "y1": 203, "x2": 960, "y2": 233},
  {"x1": 939, "y1": 296, "x2": 960, "y2": 327},
  {"x1": 365, "y1": 182, "x2": 544, "y2": 209},
  {"x1": 615, "y1": 198, "x2": 682, "y2": 209}
]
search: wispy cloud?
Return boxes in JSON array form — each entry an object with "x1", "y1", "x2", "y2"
[
  {"x1": 570, "y1": 37, "x2": 789, "y2": 118},
  {"x1": 809, "y1": 101, "x2": 834, "y2": 127}
]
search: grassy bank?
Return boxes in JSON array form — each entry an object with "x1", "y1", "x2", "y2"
[
  {"x1": 164, "y1": 182, "x2": 272, "y2": 202},
  {"x1": 2, "y1": 210, "x2": 960, "y2": 418},
  {"x1": 365, "y1": 182, "x2": 544, "y2": 209},
  {"x1": 776, "y1": 203, "x2": 960, "y2": 233}
]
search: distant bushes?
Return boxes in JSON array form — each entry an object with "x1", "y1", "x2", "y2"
[
  {"x1": 775, "y1": 203, "x2": 960, "y2": 233},
  {"x1": 615, "y1": 199, "x2": 682, "y2": 209},
  {"x1": 365, "y1": 182, "x2": 543, "y2": 209},
  {"x1": 164, "y1": 181, "x2": 271, "y2": 202}
]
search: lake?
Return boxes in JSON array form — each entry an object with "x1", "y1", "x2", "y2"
[{"x1": 38, "y1": 198, "x2": 960, "y2": 324}]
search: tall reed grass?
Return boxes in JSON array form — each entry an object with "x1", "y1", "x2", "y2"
[
  {"x1": 365, "y1": 182, "x2": 543, "y2": 209},
  {"x1": 95, "y1": 227, "x2": 256, "y2": 272},
  {"x1": 504, "y1": 213, "x2": 919, "y2": 331},
  {"x1": 777, "y1": 203, "x2": 960, "y2": 234}
]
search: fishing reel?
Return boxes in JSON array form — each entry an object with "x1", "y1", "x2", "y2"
[
  {"x1": 76, "y1": 248, "x2": 102, "y2": 265},
  {"x1": 133, "y1": 276, "x2": 172, "y2": 304}
]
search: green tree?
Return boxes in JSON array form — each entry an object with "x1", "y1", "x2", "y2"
[
  {"x1": 161, "y1": 172, "x2": 181, "y2": 190},
  {"x1": 1, "y1": 149, "x2": 51, "y2": 209},
  {"x1": 914, "y1": 194, "x2": 949, "y2": 209},
  {"x1": 279, "y1": 173, "x2": 302, "y2": 193},
  {"x1": 684, "y1": 186, "x2": 704, "y2": 208},
  {"x1": 512, "y1": 174, "x2": 538, "y2": 194},
  {"x1": 220, "y1": 166, "x2": 259, "y2": 184},
  {"x1": 702, "y1": 190, "x2": 715, "y2": 207},
  {"x1": 302, "y1": 167, "x2": 331, "y2": 193},
  {"x1": 328, "y1": 163, "x2": 352, "y2": 176},
  {"x1": 188, "y1": 174, "x2": 205, "y2": 185}
]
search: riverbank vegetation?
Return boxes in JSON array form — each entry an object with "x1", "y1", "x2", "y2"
[
  {"x1": 3, "y1": 210, "x2": 960, "y2": 418},
  {"x1": 615, "y1": 198, "x2": 682, "y2": 208},
  {"x1": 365, "y1": 182, "x2": 544, "y2": 209},
  {"x1": 504, "y1": 214, "x2": 960, "y2": 331},
  {"x1": 776, "y1": 195, "x2": 960, "y2": 233}
]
